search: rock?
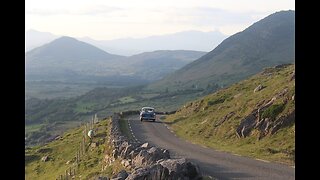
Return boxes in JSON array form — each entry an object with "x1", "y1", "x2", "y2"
[
  {"x1": 214, "y1": 111, "x2": 235, "y2": 127},
  {"x1": 290, "y1": 71, "x2": 295, "y2": 81},
  {"x1": 95, "y1": 176, "x2": 109, "y2": 180},
  {"x1": 127, "y1": 159, "x2": 202, "y2": 180},
  {"x1": 141, "y1": 142, "x2": 149, "y2": 148},
  {"x1": 126, "y1": 167, "x2": 150, "y2": 180},
  {"x1": 121, "y1": 159, "x2": 131, "y2": 167},
  {"x1": 91, "y1": 142, "x2": 97, "y2": 148},
  {"x1": 41, "y1": 155, "x2": 49, "y2": 162},
  {"x1": 120, "y1": 144, "x2": 134, "y2": 159},
  {"x1": 113, "y1": 170, "x2": 128, "y2": 180},
  {"x1": 112, "y1": 149, "x2": 119, "y2": 159},
  {"x1": 66, "y1": 160, "x2": 71, "y2": 165},
  {"x1": 132, "y1": 149, "x2": 148, "y2": 166},
  {"x1": 254, "y1": 84, "x2": 264, "y2": 93},
  {"x1": 292, "y1": 95, "x2": 295, "y2": 101},
  {"x1": 55, "y1": 136, "x2": 61, "y2": 140}
]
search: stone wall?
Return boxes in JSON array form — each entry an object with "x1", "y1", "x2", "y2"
[{"x1": 100, "y1": 113, "x2": 202, "y2": 180}]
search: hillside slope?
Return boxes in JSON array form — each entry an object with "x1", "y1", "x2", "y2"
[
  {"x1": 25, "y1": 118, "x2": 125, "y2": 179},
  {"x1": 165, "y1": 64, "x2": 295, "y2": 165},
  {"x1": 118, "y1": 50, "x2": 206, "y2": 80},
  {"x1": 148, "y1": 10, "x2": 295, "y2": 91}
]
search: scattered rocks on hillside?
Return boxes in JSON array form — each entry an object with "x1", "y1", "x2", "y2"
[
  {"x1": 55, "y1": 136, "x2": 61, "y2": 140},
  {"x1": 236, "y1": 88, "x2": 293, "y2": 138},
  {"x1": 254, "y1": 84, "x2": 264, "y2": 93},
  {"x1": 214, "y1": 111, "x2": 235, "y2": 127},
  {"x1": 290, "y1": 71, "x2": 295, "y2": 81},
  {"x1": 41, "y1": 155, "x2": 49, "y2": 162}
]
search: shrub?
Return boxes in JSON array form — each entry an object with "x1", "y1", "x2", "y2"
[{"x1": 261, "y1": 104, "x2": 285, "y2": 120}]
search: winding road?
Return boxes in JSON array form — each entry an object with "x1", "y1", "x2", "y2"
[{"x1": 125, "y1": 115, "x2": 294, "y2": 180}]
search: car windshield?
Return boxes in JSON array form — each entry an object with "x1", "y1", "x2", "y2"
[{"x1": 142, "y1": 108, "x2": 154, "y2": 112}]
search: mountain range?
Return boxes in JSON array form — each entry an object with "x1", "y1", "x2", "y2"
[
  {"x1": 147, "y1": 10, "x2": 295, "y2": 91},
  {"x1": 26, "y1": 30, "x2": 227, "y2": 56},
  {"x1": 26, "y1": 37, "x2": 206, "y2": 84},
  {"x1": 79, "y1": 30, "x2": 227, "y2": 56}
]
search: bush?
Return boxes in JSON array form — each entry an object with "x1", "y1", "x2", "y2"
[{"x1": 261, "y1": 104, "x2": 285, "y2": 120}]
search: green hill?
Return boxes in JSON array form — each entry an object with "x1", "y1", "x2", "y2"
[
  {"x1": 147, "y1": 10, "x2": 295, "y2": 91},
  {"x1": 26, "y1": 37, "x2": 206, "y2": 84},
  {"x1": 117, "y1": 50, "x2": 206, "y2": 81},
  {"x1": 25, "y1": 117, "x2": 125, "y2": 179},
  {"x1": 165, "y1": 64, "x2": 295, "y2": 165}
]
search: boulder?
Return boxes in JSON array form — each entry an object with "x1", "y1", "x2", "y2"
[
  {"x1": 160, "y1": 158, "x2": 202, "y2": 179},
  {"x1": 41, "y1": 155, "x2": 49, "y2": 162},
  {"x1": 141, "y1": 142, "x2": 149, "y2": 148},
  {"x1": 254, "y1": 84, "x2": 264, "y2": 93}
]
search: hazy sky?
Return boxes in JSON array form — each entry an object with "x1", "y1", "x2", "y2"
[{"x1": 26, "y1": 0, "x2": 295, "y2": 40}]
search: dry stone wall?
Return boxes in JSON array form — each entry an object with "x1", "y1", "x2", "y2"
[{"x1": 101, "y1": 113, "x2": 202, "y2": 180}]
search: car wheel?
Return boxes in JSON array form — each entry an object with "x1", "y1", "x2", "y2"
[{"x1": 153, "y1": 119, "x2": 155, "y2": 122}]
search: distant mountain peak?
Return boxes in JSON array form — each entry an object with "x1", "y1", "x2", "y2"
[{"x1": 52, "y1": 36, "x2": 79, "y2": 42}]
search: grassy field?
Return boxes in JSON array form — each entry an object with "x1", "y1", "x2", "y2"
[
  {"x1": 25, "y1": 124, "x2": 43, "y2": 134},
  {"x1": 165, "y1": 65, "x2": 295, "y2": 165},
  {"x1": 25, "y1": 81, "x2": 122, "y2": 100},
  {"x1": 25, "y1": 118, "x2": 125, "y2": 179}
]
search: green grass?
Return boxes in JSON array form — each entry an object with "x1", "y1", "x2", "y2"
[
  {"x1": 25, "y1": 118, "x2": 126, "y2": 179},
  {"x1": 118, "y1": 96, "x2": 136, "y2": 104},
  {"x1": 165, "y1": 65, "x2": 295, "y2": 165},
  {"x1": 74, "y1": 102, "x2": 97, "y2": 113},
  {"x1": 25, "y1": 124, "x2": 43, "y2": 134}
]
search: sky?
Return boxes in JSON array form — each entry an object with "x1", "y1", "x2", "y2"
[{"x1": 26, "y1": 0, "x2": 295, "y2": 40}]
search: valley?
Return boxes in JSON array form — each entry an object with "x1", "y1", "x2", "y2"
[{"x1": 25, "y1": 9, "x2": 295, "y2": 180}]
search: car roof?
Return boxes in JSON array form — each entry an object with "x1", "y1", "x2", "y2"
[{"x1": 142, "y1": 107, "x2": 154, "y2": 109}]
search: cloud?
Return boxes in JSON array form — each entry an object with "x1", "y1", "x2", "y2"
[{"x1": 26, "y1": 5, "x2": 123, "y2": 16}]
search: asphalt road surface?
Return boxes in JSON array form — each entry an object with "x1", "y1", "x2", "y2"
[{"x1": 126, "y1": 115, "x2": 295, "y2": 180}]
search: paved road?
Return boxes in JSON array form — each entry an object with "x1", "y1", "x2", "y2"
[{"x1": 126, "y1": 115, "x2": 295, "y2": 180}]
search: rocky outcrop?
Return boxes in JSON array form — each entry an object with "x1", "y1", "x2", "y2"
[
  {"x1": 105, "y1": 113, "x2": 202, "y2": 179},
  {"x1": 236, "y1": 88, "x2": 294, "y2": 139}
]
